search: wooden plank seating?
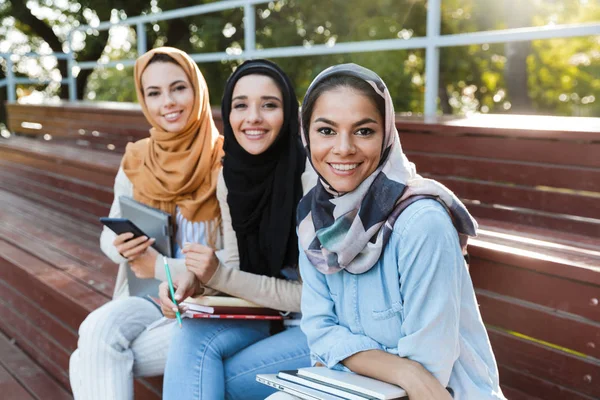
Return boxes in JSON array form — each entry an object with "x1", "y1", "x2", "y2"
[
  {"x1": 5, "y1": 101, "x2": 151, "y2": 153},
  {"x1": 0, "y1": 331, "x2": 71, "y2": 399},
  {"x1": 0, "y1": 109, "x2": 162, "y2": 398},
  {"x1": 398, "y1": 114, "x2": 600, "y2": 400},
  {"x1": 1, "y1": 101, "x2": 599, "y2": 399}
]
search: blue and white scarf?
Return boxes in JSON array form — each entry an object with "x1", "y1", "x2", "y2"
[{"x1": 297, "y1": 63, "x2": 478, "y2": 275}]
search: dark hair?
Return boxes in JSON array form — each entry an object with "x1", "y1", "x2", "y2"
[
  {"x1": 232, "y1": 72, "x2": 285, "y2": 103},
  {"x1": 301, "y1": 74, "x2": 386, "y2": 133},
  {"x1": 147, "y1": 53, "x2": 178, "y2": 65}
]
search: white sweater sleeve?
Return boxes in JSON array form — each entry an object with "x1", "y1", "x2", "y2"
[{"x1": 100, "y1": 167, "x2": 131, "y2": 265}]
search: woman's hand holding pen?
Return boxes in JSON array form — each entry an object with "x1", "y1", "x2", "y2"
[
  {"x1": 183, "y1": 243, "x2": 218, "y2": 284},
  {"x1": 159, "y1": 270, "x2": 200, "y2": 319}
]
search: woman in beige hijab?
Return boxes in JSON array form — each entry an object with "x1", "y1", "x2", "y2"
[{"x1": 69, "y1": 47, "x2": 223, "y2": 400}]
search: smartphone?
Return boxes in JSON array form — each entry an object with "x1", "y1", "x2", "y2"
[{"x1": 99, "y1": 217, "x2": 148, "y2": 240}]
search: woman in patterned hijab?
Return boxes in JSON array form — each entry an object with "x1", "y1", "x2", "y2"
[{"x1": 295, "y1": 64, "x2": 505, "y2": 400}]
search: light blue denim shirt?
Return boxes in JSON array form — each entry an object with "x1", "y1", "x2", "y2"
[{"x1": 299, "y1": 199, "x2": 506, "y2": 400}]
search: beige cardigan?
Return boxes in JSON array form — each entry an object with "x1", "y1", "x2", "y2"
[
  {"x1": 204, "y1": 162, "x2": 316, "y2": 313},
  {"x1": 102, "y1": 162, "x2": 317, "y2": 311},
  {"x1": 100, "y1": 167, "x2": 222, "y2": 299}
]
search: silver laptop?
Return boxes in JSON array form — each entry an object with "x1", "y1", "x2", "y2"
[
  {"x1": 256, "y1": 374, "x2": 345, "y2": 400},
  {"x1": 119, "y1": 196, "x2": 173, "y2": 297}
]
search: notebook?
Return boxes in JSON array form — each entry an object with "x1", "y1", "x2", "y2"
[
  {"x1": 282, "y1": 368, "x2": 407, "y2": 400},
  {"x1": 182, "y1": 295, "x2": 280, "y2": 316},
  {"x1": 119, "y1": 196, "x2": 173, "y2": 297},
  {"x1": 256, "y1": 374, "x2": 345, "y2": 400}
]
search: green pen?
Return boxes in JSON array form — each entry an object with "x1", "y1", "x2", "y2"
[{"x1": 163, "y1": 256, "x2": 183, "y2": 328}]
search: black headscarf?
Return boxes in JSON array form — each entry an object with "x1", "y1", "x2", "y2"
[{"x1": 221, "y1": 59, "x2": 305, "y2": 278}]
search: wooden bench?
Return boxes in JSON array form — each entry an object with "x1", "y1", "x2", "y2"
[
  {"x1": 2, "y1": 102, "x2": 599, "y2": 399},
  {"x1": 5, "y1": 102, "x2": 151, "y2": 153},
  {"x1": 398, "y1": 114, "x2": 600, "y2": 400},
  {"x1": 0, "y1": 331, "x2": 71, "y2": 399},
  {"x1": 0, "y1": 112, "x2": 162, "y2": 398}
]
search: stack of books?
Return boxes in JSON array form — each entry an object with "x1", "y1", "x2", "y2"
[
  {"x1": 146, "y1": 295, "x2": 284, "y2": 331},
  {"x1": 257, "y1": 367, "x2": 408, "y2": 400},
  {"x1": 181, "y1": 296, "x2": 284, "y2": 320}
]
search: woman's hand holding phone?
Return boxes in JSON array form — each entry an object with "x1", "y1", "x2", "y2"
[
  {"x1": 113, "y1": 232, "x2": 155, "y2": 259},
  {"x1": 113, "y1": 232, "x2": 157, "y2": 278}
]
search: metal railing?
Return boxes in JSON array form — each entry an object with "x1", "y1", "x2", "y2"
[
  {"x1": 0, "y1": 52, "x2": 74, "y2": 102},
  {"x1": 1, "y1": 0, "x2": 599, "y2": 117}
]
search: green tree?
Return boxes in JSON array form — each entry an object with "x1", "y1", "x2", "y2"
[{"x1": 2, "y1": 0, "x2": 599, "y2": 119}]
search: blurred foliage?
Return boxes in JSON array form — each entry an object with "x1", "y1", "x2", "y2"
[{"x1": 1, "y1": 0, "x2": 599, "y2": 117}]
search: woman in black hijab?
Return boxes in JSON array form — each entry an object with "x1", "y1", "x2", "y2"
[
  {"x1": 161, "y1": 59, "x2": 315, "y2": 400},
  {"x1": 222, "y1": 59, "x2": 306, "y2": 279}
]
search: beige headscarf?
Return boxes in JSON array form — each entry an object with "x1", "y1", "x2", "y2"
[{"x1": 122, "y1": 47, "x2": 223, "y2": 246}]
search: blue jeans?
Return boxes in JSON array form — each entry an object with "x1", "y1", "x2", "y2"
[{"x1": 163, "y1": 320, "x2": 310, "y2": 400}]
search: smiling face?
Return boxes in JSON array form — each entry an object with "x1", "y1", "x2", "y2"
[
  {"x1": 229, "y1": 74, "x2": 284, "y2": 155},
  {"x1": 308, "y1": 86, "x2": 384, "y2": 193},
  {"x1": 141, "y1": 61, "x2": 194, "y2": 132}
]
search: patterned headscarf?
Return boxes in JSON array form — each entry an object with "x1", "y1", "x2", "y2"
[{"x1": 297, "y1": 64, "x2": 477, "y2": 275}]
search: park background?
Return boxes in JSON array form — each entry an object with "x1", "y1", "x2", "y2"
[{"x1": 0, "y1": 0, "x2": 599, "y2": 130}]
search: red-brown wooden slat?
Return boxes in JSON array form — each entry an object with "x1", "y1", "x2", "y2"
[
  {"x1": 477, "y1": 291, "x2": 600, "y2": 358},
  {"x1": 0, "y1": 240, "x2": 109, "y2": 329},
  {"x1": 0, "y1": 302, "x2": 71, "y2": 390},
  {"x1": 470, "y1": 243, "x2": 600, "y2": 286},
  {"x1": 0, "y1": 223, "x2": 115, "y2": 297},
  {"x1": 466, "y1": 203, "x2": 600, "y2": 238},
  {"x1": 0, "y1": 300, "x2": 71, "y2": 375},
  {"x1": 1, "y1": 293, "x2": 159, "y2": 400},
  {"x1": 434, "y1": 176, "x2": 600, "y2": 220},
  {"x1": 0, "y1": 180, "x2": 106, "y2": 225},
  {"x1": 0, "y1": 364, "x2": 36, "y2": 400},
  {"x1": 0, "y1": 161, "x2": 113, "y2": 204},
  {"x1": 499, "y1": 385, "x2": 542, "y2": 400},
  {"x1": 489, "y1": 329, "x2": 600, "y2": 398},
  {"x1": 0, "y1": 148, "x2": 115, "y2": 188},
  {"x1": 134, "y1": 376, "x2": 162, "y2": 400},
  {"x1": 0, "y1": 190, "x2": 100, "y2": 244},
  {"x1": 0, "y1": 171, "x2": 111, "y2": 214},
  {"x1": 408, "y1": 152, "x2": 600, "y2": 193},
  {"x1": 477, "y1": 218, "x2": 600, "y2": 252},
  {"x1": 401, "y1": 132, "x2": 600, "y2": 168},
  {"x1": 0, "y1": 136, "x2": 121, "y2": 173},
  {"x1": 0, "y1": 280, "x2": 77, "y2": 353},
  {"x1": 470, "y1": 257, "x2": 600, "y2": 321},
  {"x1": 0, "y1": 212, "x2": 112, "y2": 272},
  {"x1": 133, "y1": 381, "x2": 161, "y2": 400},
  {"x1": 0, "y1": 332, "x2": 72, "y2": 399},
  {"x1": 0, "y1": 197, "x2": 106, "y2": 262},
  {"x1": 475, "y1": 230, "x2": 600, "y2": 268},
  {"x1": 396, "y1": 114, "x2": 600, "y2": 140},
  {"x1": 498, "y1": 365, "x2": 597, "y2": 400}
]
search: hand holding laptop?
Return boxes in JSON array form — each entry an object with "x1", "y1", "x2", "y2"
[{"x1": 258, "y1": 366, "x2": 408, "y2": 400}]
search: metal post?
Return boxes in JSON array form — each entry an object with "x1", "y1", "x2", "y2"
[
  {"x1": 6, "y1": 57, "x2": 15, "y2": 102},
  {"x1": 68, "y1": 51, "x2": 77, "y2": 101},
  {"x1": 424, "y1": 0, "x2": 442, "y2": 118},
  {"x1": 244, "y1": 2, "x2": 256, "y2": 57},
  {"x1": 137, "y1": 22, "x2": 147, "y2": 55}
]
